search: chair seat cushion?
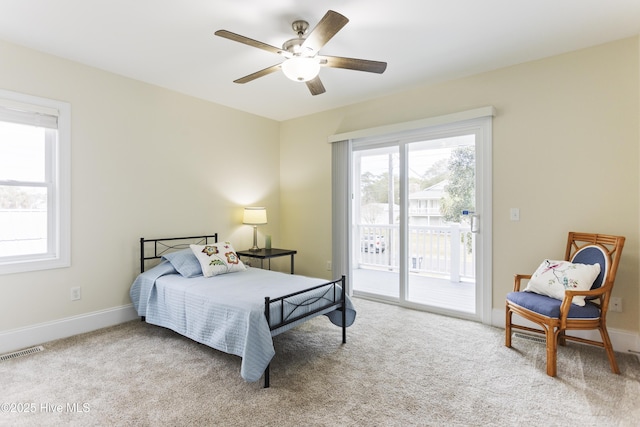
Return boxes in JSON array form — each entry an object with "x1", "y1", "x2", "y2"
[{"x1": 506, "y1": 291, "x2": 600, "y2": 319}]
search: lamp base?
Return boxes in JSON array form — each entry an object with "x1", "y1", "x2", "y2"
[{"x1": 250, "y1": 225, "x2": 260, "y2": 251}]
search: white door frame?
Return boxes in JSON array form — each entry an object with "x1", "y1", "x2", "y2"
[{"x1": 331, "y1": 107, "x2": 494, "y2": 324}]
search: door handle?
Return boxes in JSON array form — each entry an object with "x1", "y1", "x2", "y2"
[
  {"x1": 470, "y1": 214, "x2": 479, "y2": 233},
  {"x1": 462, "y1": 210, "x2": 479, "y2": 233}
]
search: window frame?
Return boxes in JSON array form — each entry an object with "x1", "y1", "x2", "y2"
[{"x1": 0, "y1": 89, "x2": 71, "y2": 275}]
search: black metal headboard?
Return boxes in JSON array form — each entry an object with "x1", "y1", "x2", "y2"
[{"x1": 139, "y1": 234, "x2": 218, "y2": 273}]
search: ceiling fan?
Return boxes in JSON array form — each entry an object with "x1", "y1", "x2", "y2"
[{"x1": 214, "y1": 10, "x2": 387, "y2": 95}]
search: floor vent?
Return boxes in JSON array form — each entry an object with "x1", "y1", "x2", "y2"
[
  {"x1": 514, "y1": 333, "x2": 546, "y2": 344},
  {"x1": 0, "y1": 346, "x2": 44, "y2": 362}
]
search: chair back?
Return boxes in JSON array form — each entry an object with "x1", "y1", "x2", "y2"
[
  {"x1": 570, "y1": 245, "x2": 609, "y2": 290},
  {"x1": 565, "y1": 232, "x2": 625, "y2": 293}
]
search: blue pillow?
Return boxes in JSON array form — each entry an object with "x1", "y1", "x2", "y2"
[{"x1": 161, "y1": 249, "x2": 203, "y2": 278}]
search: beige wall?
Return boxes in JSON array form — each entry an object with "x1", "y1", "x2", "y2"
[
  {"x1": 280, "y1": 36, "x2": 640, "y2": 333},
  {"x1": 0, "y1": 40, "x2": 281, "y2": 332},
  {"x1": 1, "y1": 35, "x2": 638, "y2": 340}
]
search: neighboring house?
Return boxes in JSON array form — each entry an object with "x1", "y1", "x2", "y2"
[
  {"x1": 357, "y1": 181, "x2": 448, "y2": 259},
  {"x1": 408, "y1": 181, "x2": 447, "y2": 227},
  {"x1": 360, "y1": 180, "x2": 448, "y2": 227}
]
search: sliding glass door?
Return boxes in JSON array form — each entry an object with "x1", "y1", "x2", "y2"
[
  {"x1": 351, "y1": 125, "x2": 486, "y2": 319},
  {"x1": 405, "y1": 136, "x2": 476, "y2": 313}
]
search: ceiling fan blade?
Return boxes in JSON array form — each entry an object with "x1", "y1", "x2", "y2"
[
  {"x1": 215, "y1": 30, "x2": 286, "y2": 56},
  {"x1": 301, "y1": 10, "x2": 349, "y2": 52},
  {"x1": 233, "y1": 64, "x2": 282, "y2": 84},
  {"x1": 319, "y1": 55, "x2": 387, "y2": 74},
  {"x1": 306, "y1": 76, "x2": 326, "y2": 95}
]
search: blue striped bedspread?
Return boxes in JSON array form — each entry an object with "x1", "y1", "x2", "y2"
[{"x1": 129, "y1": 262, "x2": 356, "y2": 382}]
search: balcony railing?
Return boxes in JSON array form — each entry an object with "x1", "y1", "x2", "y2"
[
  {"x1": 356, "y1": 223, "x2": 475, "y2": 282},
  {"x1": 408, "y1": 208, "x2": 442, "y2": 216}
]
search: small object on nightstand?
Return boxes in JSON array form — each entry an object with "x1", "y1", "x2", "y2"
[
  {"x1": 265, "y1": 235, "x2": 272, "y2": 249},
  {"x1": 236, "y1": 248, "x2": 297, "y2": 274}
]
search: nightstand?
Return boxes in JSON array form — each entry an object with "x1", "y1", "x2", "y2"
[{"x1": 236, "y1": 248, "x2": 297, "y2": 274}]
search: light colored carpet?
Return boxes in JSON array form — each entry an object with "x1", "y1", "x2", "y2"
[{"x1": 2, "y1": 298, "x2": 639, "y2": 426}]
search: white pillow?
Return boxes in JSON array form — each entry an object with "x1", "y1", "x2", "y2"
[
  {"x1": 190, "y1": 242, "x2": 246, "y2": 277},
  {"x1": 524, "y1": 259, "x2": 601, "y2": 306}
]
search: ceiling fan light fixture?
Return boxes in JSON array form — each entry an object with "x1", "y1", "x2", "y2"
[
  {"x1": 281, "y1": 57, "x2": 320, "y2": 82},
  {"x1": 215, "y1": 10, "x2": 386, "y2": 95}
]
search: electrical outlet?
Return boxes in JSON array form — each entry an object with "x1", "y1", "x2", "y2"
[
  {"x1": 70, "y1": 287, "x2": 81, "y2": 301},
  {"x1": 326, "y1": 261, "x2": 332, "y2": 271},
  {"x1": 610, "y1": 297, "x2": 622, "y2": 312},
  {"x1": 510, "y1": 208, "x2": 520, "y2": 221}
]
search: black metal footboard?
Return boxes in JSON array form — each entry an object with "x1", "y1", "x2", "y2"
[{"x1": 262, "y1": 275, "x2": 347, "y2": 388}]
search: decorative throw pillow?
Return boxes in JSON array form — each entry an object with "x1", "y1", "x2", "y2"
[
  {"x1": 524, "y1": 259, "x2": 601, "y2": 306},
  {"x1": 190, "y1": 242, "x2": 246, "y2": 277},
  {"x1": 162, "y1": 249, "x2": 203, "y2": 278}
]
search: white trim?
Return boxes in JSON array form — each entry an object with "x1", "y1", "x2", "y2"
[
  {"x1": 492, "y1": 307, "x2": 640, "y2": 355},
  {"x1": 328, "y1": 106, "x2": 496, "y2": 143},
  {"x1": 478, "y1": 117, "x2": 493, "y2": 324},
  {"x1": 0, "y1": 305, "x2": 138, "y2": 354}
]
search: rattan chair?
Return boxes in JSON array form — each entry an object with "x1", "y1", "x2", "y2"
[{"x1": 505, "y1": 232, "x2": 625, "y2": 376}]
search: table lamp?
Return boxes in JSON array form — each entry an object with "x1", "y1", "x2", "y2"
[{"x1": 243, "y1": 207, "x2": 267, "y2": 251}]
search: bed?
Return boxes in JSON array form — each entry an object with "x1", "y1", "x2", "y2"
[{"x1": 129, "y1": 234, "x2": 356, "y2": 387}]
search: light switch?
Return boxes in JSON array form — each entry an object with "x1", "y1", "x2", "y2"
[{"x1": 510, "y1": 208, "x2": 520, "y2": 221}]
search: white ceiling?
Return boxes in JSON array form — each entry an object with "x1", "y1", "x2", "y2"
[{"x1": 1, "y1": 1, "x2": 639, "y2": 121}]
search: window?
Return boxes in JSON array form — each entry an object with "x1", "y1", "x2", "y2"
[{"x1": 0, "y1": 89, "x2": 70, "y2": 274}]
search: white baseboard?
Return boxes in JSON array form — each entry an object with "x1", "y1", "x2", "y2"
[
  {"x1": 0, "y1": 304, "x2": 139, "y2": 354},
  {"x1": 492, "y1": 308, "x2": 640, "y2": 356}
]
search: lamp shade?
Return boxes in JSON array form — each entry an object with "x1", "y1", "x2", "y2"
[
  {"x1": 281, "y1": 57, "x2": 321, "y2": 82},
  {"x1": 243, "y1": 207, "x2": 267, "y2": 225}
]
